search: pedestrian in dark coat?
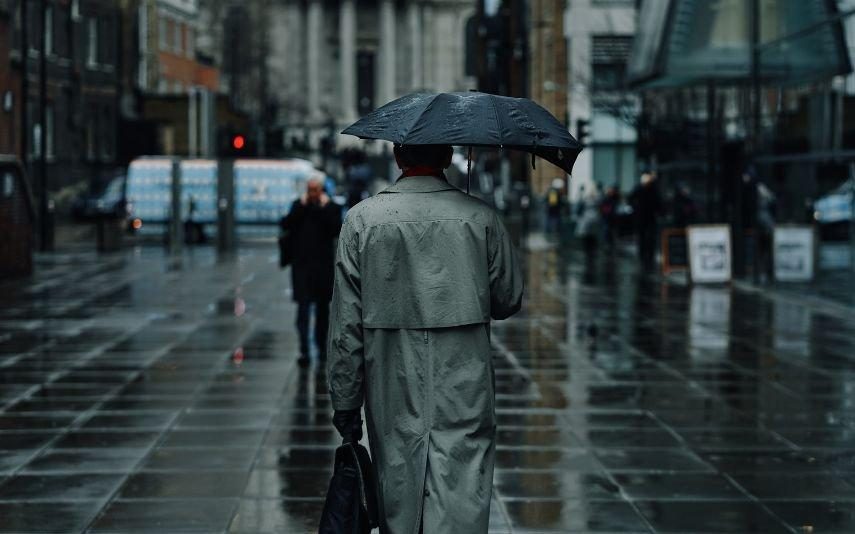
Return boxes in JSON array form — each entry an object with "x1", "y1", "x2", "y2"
[
  {"x1": 599, "y1": 186, "x2": 620, "y2": 250},
  {"x1": 671, "y1": 184, "x2": 698, "y2": 229},
  {"x1": 630, "y1": 173, "x2": 662, "y2": 270},
  {"x1": 281, "y1": 177, "x2": 342, "y2": 365}
]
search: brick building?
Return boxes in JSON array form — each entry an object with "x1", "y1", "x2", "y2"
[
  {"x1": 0, "y1": 0, "x2": 122, "y2": 197},
  {"x1": 136, "y1": 0, "x2": 218, "y2": 94},
  {"x1": 0, "y1": 0, "x2": 20, "y2": 156}
]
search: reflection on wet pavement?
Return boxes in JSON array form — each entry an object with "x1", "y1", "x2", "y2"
[{"x1": 1, "y1": 245, "x2": 855, "y2": 532}]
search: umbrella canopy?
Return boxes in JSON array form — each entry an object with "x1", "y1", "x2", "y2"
[{"x1": 341, "y1": 92, "x2": 583, "y2": 175}]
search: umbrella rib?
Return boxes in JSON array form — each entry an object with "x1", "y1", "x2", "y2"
[
  {"x1": 401, "y1": 93, "x2": 443, "y2": 145},
  {"x1": 487, "y1": 94, "x2": 504, "y2": 146}
]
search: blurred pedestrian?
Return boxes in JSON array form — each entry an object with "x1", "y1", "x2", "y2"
[
  {"x1": 630, "y1": 172, "x2": 662, "y2": 270},
  {"x1": 671, "y1": 183, "x2": 698, "y2": 229},
  {"x1": 756, "y1": 181, "x2": 777, "y2": 281},
  {"x1": 280, "y1": 177, "x2": 342, "y2": 366},
  {"x1": 183, "y1": 195, "x2": 206, "y2": 244},
  {"x1": 599, "y1": 186, "x2": 620, "y2": 250},
  {"x1": 345, "y1": 151, "x2": 373, "y2": 208},
  {"x1": 327, "y1": 144, "x2": 523, "y2": 534},
  {"x1": 545, "y1": 178, "x2": 565, "y2": 235},
  {"x1": 576, "y1": 183, "x2": 602, "y2": 261}
]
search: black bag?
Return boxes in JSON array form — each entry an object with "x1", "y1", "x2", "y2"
[
  {"x1": 278, "y1": 232, "x2": 293, "y2": 268},
  {"x1": 318, "y1": 442, "x2": 379, "y2": 534}
]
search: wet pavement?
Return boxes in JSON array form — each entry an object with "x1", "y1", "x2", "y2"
[{"x1": 1, "y1": 243, "x2": 855, "y2": 533}]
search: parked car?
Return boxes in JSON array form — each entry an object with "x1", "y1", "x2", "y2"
[
  {"x1": 71, "y1": 174, "x2": 127, "y2": 220},
  {"x1": 814, "y1": 178, "x2": 853, "y2": 241}
]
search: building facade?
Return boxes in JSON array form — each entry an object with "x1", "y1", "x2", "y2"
[
  {"x1": 0, "y1": 1, "x2": 19, "y2": 156},
  {"x1": 2, "y1": 0, "x2": 122, "y2": 194},
  {"x1": 530, "y1": 0, "x2": 568, "y2": 195},
  {"x1": 565, "y1": 0, "x2": 638, "y2": 198},
  {"x1": 264, "y1": 0, "x2": 477, "y2": 155},
  {"x1": 137, "y1": 0, "x2": 219, "y2": 94},
  {"x1": 136, "y1": 0, "x2": 219, "y2": 94}
]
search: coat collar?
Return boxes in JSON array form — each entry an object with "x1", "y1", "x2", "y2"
[{"x1": 380, "y1": 175, "x2": 459, "y2": 194}]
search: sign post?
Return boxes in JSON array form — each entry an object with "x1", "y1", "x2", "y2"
[
  {"x1": 687, "y1": 224, "x2": 732, "y2": 284},
  {"x1": 773, "y1": 225, "x2": 815, "y2": 282},
  {"x1": 661, "y1": 228, "x2": 689, "y2": 275}
]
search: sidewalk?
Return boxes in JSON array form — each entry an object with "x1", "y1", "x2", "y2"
[{"x1": 1, "y1": 240, "x2": 855, "y2": 532}]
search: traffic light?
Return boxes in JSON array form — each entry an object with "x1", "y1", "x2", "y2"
[
  {"x1": 575, "y1": 119, "x2": 590, "y2": 146},
  {"x1": 232, "y1": 135, "x2": 246, "y2": 151},
  {"x1": 218, "y1": 128, "x2": 255, "y2": 157}
]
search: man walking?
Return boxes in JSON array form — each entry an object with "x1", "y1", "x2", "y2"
[
  {"x1": 630, "y1": 172, "x2": 662, "y2": 271},
  {"x1": 327, "y1": 144, "x2": 523, "y2": 534},
  {"x1": 281, "y1": 177, "x2": 342, "y2": 366}
]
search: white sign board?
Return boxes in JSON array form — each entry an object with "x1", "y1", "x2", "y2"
[
  {"x1": 774, "y1": 225, "x2": 815, "y2": 282},
  {"x1": 687, "y1": 225, "x2": 732, "y2": 283}
]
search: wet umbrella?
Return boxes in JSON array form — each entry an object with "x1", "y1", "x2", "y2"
[{"x1": 341, "y1": 92, "x2": 583, "y2": 178}]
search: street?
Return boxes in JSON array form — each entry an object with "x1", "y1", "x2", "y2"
[{"x1": 0, "y1": 242, "x2": 853, "y2": 533}]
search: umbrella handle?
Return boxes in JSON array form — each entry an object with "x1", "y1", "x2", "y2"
[{"x1": 467, "y1": 146, "x2": 472, "y2": 195}]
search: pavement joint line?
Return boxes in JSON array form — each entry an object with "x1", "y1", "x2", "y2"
[
  {"x1": 489, "y1": 337, "x2": 525, "y2": 534},
  {"x1": 491, "y1": 337, "x2": 533, "y2": 385},
  {"x1": 716, "y1": 471, "x2": 800, "y2": 533},
  {"x1": 77, "y1": 319, "x2": 220, "y2": 533}
]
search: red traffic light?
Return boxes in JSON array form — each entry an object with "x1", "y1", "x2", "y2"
[{"x1": 232, "y1": 135, "x2": 246, "y2": 150}]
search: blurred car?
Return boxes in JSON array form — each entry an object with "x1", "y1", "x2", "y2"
[
  {"x1": 71, "y1": 174, "x2": 127, "y2": 220},
  {"x1": 814, "y1": 178, "x2": 853, "y2": 241}
]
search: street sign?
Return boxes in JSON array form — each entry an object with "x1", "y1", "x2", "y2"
[
  {"x1": 773, "y1": 225, "x2": 815, "y2": 282},
  {"x1": 687, "y1": 224, "x2": 732, "y2": 284},
  {"x1": 661, "y1": 228, "x2": 688, "y2": 274}
]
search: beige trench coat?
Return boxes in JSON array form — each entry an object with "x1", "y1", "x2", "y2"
[{"x1": 327, "y1": 175, "x2": 523, "y2": 534}]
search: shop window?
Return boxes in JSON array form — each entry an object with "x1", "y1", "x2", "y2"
[{"x1": 87, "y1": 18, "x2": 98, "y2": 67}]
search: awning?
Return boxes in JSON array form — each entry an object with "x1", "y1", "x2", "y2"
[{"x1": 628, "y1": 0, "x2": 852, "y2": 88}]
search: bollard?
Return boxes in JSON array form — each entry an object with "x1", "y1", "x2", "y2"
[
  {"x1": 168, "y1": 159, "x2": 183, "y2": 255},
  {"x1": 217, "y1": 159, "x2": 235, "y2": 254}
]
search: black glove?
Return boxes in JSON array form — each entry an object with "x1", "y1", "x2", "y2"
[{"x1": 332, "y1": 409, "x2": 363, "y2": 443}]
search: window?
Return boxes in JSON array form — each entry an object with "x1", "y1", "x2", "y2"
[
  {"x1": 46, "y1": 105, "x2": 54, "y2": 158},
  {"x1": 186, "y1": 27, "x2": 195, "y2": 58},
  {"x1": 28, "y1": 105, "x2": 53, "y2": 158},
  {"x1": 159, "y1": 17, "x2": 168, "y2": 51},
  {"x1": 86, "y1": 111, "x2": 96, "y2": 160},
  {"x1": 87, "y1": 18, "x2": 98, "y2": 66},
  {"x1": 591, "y1": 36, "x2": 633, "y2": 92},
  {"x1": 55, "y1": 6, "x2": 70, "y2": 57},
  {"x1": 592, "y1": 63, "x2": 626, "y2": 91},
  {"x1": 71, "y1": 0, "x2": 81, "y2": 21},
  {"x1": 44, "y1": 6, "x2": 53, "y2": 55},
  {"x1": 174, "y1": 20, "x2": 182, "y2": 54},
  {"x1": 31, "y1": 122, "x2": 41, "y2": 158},
  {"x1": 27, "y1": 2, "x2": 38, "y2": 52}
]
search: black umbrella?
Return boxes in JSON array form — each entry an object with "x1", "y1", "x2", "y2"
[{"x1": 341, "y1": 92, "x2": 583, "y2": 176}]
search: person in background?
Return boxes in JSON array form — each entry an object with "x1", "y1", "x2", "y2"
[
  {"x1": 183, "y1": 195, "x2": 206, "y2": 244},
  {"x1": 576, "y1": 182, "x2": 603, "y2": 262},
  {"x1": 545, "y1": 178, "x2": 565, "y2": 235},
  {"x1": 599, "y1": 186, "x2": 621, "y2": 251},
  {"x1": 345, "y1": 152, "x2": 373, "y2": 208},
  {"x1": 281, "y1": 177, "x2": 342, "y2": 366},
  {"x1": 671, "y1": 183, "x2": 698, "y2": 229},
  {"x1": 756, "y1": 181, "x2": 777, "y2": 281},
  {"x1": 630, "y1": 172, "x2": 662, "y2": 271}
]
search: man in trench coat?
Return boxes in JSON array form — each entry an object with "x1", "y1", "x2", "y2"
[{"x1": 327, "y1": 144, "x2": 524, "y2": 534}]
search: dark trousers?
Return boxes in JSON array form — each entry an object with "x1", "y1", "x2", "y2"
[
  {"x1": 296, "y1": 300, "x2": 330, "y2": 357},
  {"x1": 638, "y1": 225, "x2": 658, "y2": 270}
]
